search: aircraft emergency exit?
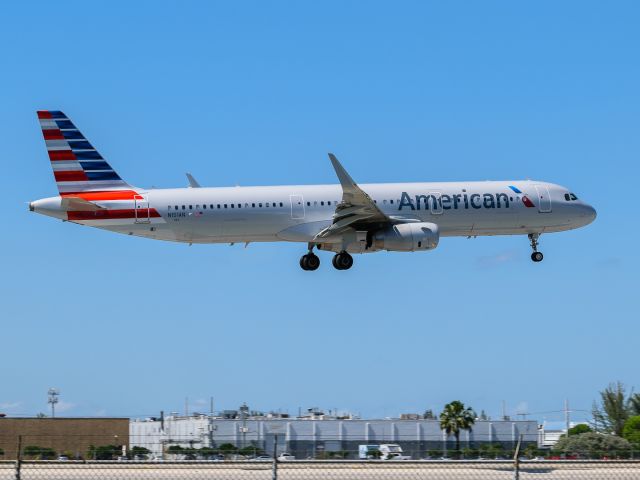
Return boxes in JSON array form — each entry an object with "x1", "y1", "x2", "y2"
[{"x1": 30, "y1": 111, "x2": 596, "y2": 270}]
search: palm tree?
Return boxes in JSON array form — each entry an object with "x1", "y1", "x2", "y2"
[{"x1": 439, "y1": 401, "x2": 476, "y2": 453}]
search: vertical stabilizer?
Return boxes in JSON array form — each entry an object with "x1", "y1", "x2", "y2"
[{"x1": 37, "y1": 110, "x2": 132, "y2": 193}]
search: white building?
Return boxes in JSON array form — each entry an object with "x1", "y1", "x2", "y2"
[{"x1": 130, "y1": 413, "x2": 539, "y2": 459}]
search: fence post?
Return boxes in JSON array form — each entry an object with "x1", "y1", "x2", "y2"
[
  {"x1": 512, "y1": 434, "x2": 523, "y2": 480},
  {"x1": 15, "y1": 435, "x2": 22, "y2": 480},
  {"x1": 271, "y1": 435, "x2": 278, "y2": 480}
]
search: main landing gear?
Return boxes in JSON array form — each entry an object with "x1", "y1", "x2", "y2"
[
  {"x1": 528, "y1": 233, "x2": 543, "y2": 262},
  {"x1": 300, "y1": 252, "x2": 320, "y2": 271},
  {"x1": 332, "y1": 251, "x2": 354, "y2": 270},
  {"x1": 299, "y1": 247, "x2": 354, "y2": 271}
]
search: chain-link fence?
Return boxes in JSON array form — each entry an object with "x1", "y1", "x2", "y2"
[
  {"x1": 1, "y1": 459, "x2": 640, "y2": 480},
  {"x1": 1, "y1": 432, "x2": 640, "y2": 479}
]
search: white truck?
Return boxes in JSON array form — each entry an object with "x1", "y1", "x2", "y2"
[{"x1": 358, "y1": 444, "x2": 411, "y2": 460}]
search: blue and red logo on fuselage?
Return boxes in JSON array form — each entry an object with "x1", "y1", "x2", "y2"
[{"x1": 509, "y1": 185, "x2": 535, "y2": 208}]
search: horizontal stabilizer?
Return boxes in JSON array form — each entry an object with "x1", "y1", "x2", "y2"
[{"x1": 61, "y1": 197, "x2": 106, "y2": 211}]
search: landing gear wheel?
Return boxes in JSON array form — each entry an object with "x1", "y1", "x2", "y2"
[
  {"x1": 306, "y1": 253, "x2": 320, "y2": 270},
  {"x1": 332, "y1": 252, "x2": 353, "y2": 270},
  {"x1": 528, "y1": 233, "x2": 543, "y2": 263},
  {"x1": 300, "y1": 253, "x2": 320, "y2": 271}
]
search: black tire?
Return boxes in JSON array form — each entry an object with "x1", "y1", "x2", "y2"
[
  {"x1": 531, "y1": 251, "x2": 544, "y2": 262},
  {"x1": 341, "y1": 252, "x2": 354, "y2": 270},
  {"x1": 306, "y1": 254, "x2": 320, "y2": 271},
  {"x1": 332, "y1": 254, "x2": 342, "y2": 270},
  {"x1": 300, "y1": 255, "x2": 309, "y2": 270},
  {"x1": 334, "y1": 252, "x2": 353, "y2": 270}
]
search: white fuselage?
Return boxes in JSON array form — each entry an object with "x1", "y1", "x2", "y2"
[{"x1": 31, "y1": 180, "x2": 595, "y2": 249}]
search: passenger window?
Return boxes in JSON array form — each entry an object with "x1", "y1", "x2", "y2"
[
  {"x1": 182, "y1": 205, "x2": 185, "y2": 210},
  {"x1": 383, "y1": 200, "x2": 387, "y2": 204},
  {"x1": 252, "y1": 203, "x2": 256, "y2": 208},
  {"x1": 390, "y1": 199, "x2": 394, "y2": 204},
  {"x1": 175, "y1": 205, "x2": 178, "y2": 210},
  {"x1": 231, "y1": 204, "x2": 234, "y2": 208},
  {"x1": 259, "y1": 203, "x2": 262, "y2": 207},
  {"x1": 210, "y1": 204, "x2": 214, "y2": 209},
  {"x1": 273, "y1": 202, "x2": 276, "y2": 207},
  {"x1": 307, "y1": 202, "x2": 311, "y2": 206},
  {"x1": 196, "y1": 205, "x2": 200, "y2": 209},
  {"x1": 217, "y1": 204, "x2": 221, "y2": 209},
  {"x1": 279, "y1": 202, "x2": 283, "y2": 207},
  {"x1": 238, "y1": 204, "x2": 241, "y2": 208},
  {"x1": 189, "y1": 205, "x2": 193, "y2": 210},
  {"x1": 224, "y1": 204, "x2": 227, "y2": 208},
  {"x1": 564, "y1": 194, "x2": 571, "y2": 201},
  {"x1": 327, "y1": 201, "x2": 331, "y2": 206},
  {"x1": 203, "y1": 205, "x2": 206, "y2": 209}
]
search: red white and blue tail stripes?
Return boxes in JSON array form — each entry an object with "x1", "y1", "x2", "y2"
[
  {"x1": 37, "y1": 110, "x2": 130, "y2": 194},
  {"x1": 36, "y1": 110, "x2": 163, "y2": 225}
]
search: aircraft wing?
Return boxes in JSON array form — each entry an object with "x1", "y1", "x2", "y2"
[{"x1": 314, "y1": 154, "x2": 391, "y2": 239}]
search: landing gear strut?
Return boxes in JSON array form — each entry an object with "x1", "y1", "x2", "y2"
[
  {"x1": 528, "y1": 233, "x2": 543, "y2": 262},
  {"x1": 332, "y1": 251, "x2": 353, "y2": 270},
  {"x1": 300, "y1": 244, "x2": 320, "y2": 271}
]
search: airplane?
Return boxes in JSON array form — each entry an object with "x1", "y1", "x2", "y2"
[{"x1": 30, "y1": 110, "x2": 596, "y2": 271}]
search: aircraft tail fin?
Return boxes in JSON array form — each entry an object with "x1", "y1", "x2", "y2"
[{"x1": 37, "y1": 110, "x2": 133, "y2": 194}]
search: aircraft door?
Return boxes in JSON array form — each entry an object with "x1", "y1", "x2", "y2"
[
  {"x1": 134, "y1": 194, "x2": 150, "y2": 223},
  {"x1": 534, "y1": 185, "x2": 552, "y2": 213},
  {"x1": 290, "y1": 194, "x2": 305, "y2": 219}
]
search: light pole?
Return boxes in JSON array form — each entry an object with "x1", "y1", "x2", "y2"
[{"x1": 47, "y1": 388, "x2": 59, "y2": 418}]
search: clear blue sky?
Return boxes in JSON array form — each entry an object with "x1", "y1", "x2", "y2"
[{"x1": 1, "y1": 1, "x2": 638, "y2": 424}]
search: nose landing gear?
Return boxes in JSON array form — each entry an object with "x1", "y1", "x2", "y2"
[{"x1": 528, "y1": 233, "x2": 544, "y2": 262}]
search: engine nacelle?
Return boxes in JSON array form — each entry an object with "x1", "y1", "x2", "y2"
[{"x1": 373, "y1": 222, "x2": 439, "y2": 252}]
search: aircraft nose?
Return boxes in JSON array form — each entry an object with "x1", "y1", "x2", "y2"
[{"x1": 581, "y1": 204, "x2": 597, "y2": 225}]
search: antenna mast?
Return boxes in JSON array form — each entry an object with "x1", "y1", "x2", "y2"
[{"x1": 47, "y1": 388, "x2": 59, "y2": 418}]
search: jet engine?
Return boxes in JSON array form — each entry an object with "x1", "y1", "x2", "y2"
[{"x1": 373, "y1": 222, "x2": 439, "y2": 252}]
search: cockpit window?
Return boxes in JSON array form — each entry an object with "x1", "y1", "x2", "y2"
[
  {"x1": 564, "y1": 194, "x2": 571, "y2": 201},
  {"x1": 570, "y1": 193, "x2": 578, "y2": 200}
]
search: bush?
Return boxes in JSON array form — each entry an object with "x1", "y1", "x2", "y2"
[
  {"x1": 23, "y1": 446, "x2": 56, "y2": 460},
  {"x1": 461, "y1": 448, "x2": 478, "y2": 459},
  {"x1": 87, "y1": 445, "x2": 120, "y2": 460},
  {"x1": 554, "y1": 432, "x2": 631, "y2": 459},
  {"x1": 218, "y1": 443, "x2": 237, "y2": 453},
  {"x1": 238, "y1": 445, "x2": 263, "y2": 457},
  {"x1": 623, "y1": 416, "x2": 640, "y2": 446},
  {"x1": 568, "y1": 424, "x2": 592, "y2": 436}
]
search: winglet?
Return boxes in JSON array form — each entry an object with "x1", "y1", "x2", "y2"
[
  {"x1": 328, "y1": 153, "x2": 358, "y2": 189},
  {"x1": 186, "y1": 173, "x2": 201, "y2": 188}
]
